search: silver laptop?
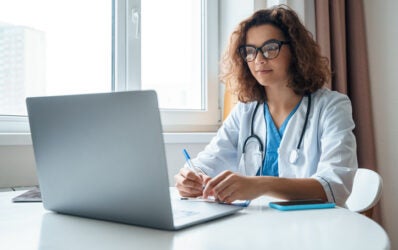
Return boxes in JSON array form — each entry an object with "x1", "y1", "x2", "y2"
[{"x1": 26, "y1": 90, "x2": 243, "y2": 230}]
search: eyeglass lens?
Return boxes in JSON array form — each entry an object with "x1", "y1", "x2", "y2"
[{"x1": 241, "y1": 42, "x2": 281, "y2": 62}]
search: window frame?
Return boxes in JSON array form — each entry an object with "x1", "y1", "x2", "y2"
[{"x1": 0, "y1": 115, "x2": 29, "y2": 133}]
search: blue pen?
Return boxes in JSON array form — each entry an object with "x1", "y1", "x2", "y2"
[{"x1": 182, "y1": 149, "x2": 206, "y2": 175}]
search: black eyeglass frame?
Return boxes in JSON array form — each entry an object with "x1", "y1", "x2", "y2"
[{"x1": 238, "y1": 39, "x2": 290, "y2": 62}]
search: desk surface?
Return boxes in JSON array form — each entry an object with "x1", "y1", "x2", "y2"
[{"x1": 0, "y1": 189, "x2": 390, "y2": 250}]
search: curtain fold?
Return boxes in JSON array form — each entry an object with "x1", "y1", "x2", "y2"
[{"x1": 315, "y1": 0, "x2": 380, "y2": 223}]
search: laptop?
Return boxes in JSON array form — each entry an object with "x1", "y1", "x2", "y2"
[{"x1": 26, "y1": 90, "x2": 243, "y2": 230}]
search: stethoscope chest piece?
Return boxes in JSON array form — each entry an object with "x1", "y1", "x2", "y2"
[{"x1": 289, "y1": 149, "x2": 299, "y2": 164}]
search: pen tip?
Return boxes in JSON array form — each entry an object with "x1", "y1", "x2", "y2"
[{"x1": 183, "y1": 149, "x2": 189, "y2": 155}]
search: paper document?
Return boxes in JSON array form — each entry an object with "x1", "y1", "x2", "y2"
[{"x1": 180, "y1": 196, "x2": 251, "y2": 207}]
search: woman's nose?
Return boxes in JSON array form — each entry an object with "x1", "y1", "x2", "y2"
[{"x1": 254, "y1": 51, "x2": 268, "y2": 64}]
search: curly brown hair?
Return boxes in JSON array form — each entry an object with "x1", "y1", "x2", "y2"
[{"x1": 220, "y1": 5, "x2": 330, "y2": 103}]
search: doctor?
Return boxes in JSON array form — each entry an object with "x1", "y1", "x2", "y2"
[{"x1": 175, "y1": 5, "x2": 357, "y2": 206}]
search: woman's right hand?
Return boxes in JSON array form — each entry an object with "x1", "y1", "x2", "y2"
[{"x1": 174, "y1": 168, "x2": 210, "y2": 197}]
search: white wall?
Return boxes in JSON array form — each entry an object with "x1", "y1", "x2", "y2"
[
  {"x1": 364, "y1": 0, "x2": 398, "y2": 248},
  {"x1": 0, "y1": 146, "x2": 37, "y2": 188}
]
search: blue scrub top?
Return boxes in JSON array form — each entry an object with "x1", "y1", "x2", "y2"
[{"x1": 258, "y1": 100, "x2": 302, "y2": 176}]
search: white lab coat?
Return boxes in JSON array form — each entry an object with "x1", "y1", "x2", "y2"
[{"x1": 192, "y1": 88, "x2": 358, "y2": 206}]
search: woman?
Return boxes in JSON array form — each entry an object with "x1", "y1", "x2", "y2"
[{"x1": 174, "y1": 5, "x2": 357, "y2": 206}]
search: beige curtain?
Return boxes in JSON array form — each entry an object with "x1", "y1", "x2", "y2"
[{"x1": 315, "y1": 0, "x2": 380, "y2": 222}]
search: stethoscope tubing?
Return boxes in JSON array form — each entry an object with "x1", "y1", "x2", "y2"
[
  {"x1": 243, "y1": 94, "x2": 311, "y2": 165},
  {"x1": 296, "y1": 94, "x2": 311, "y2": 151},
  {"x1": 242, "y1": 102, "x2": 263, "y2": 153}
]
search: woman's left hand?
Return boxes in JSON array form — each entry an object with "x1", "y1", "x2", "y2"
[{"x1": 202, "y1": 170, "x2": 262, "y2": 203}]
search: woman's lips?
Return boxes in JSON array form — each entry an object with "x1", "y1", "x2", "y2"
[{"x1": 256, "y1": 69, "x2": 272, "y2": 74}]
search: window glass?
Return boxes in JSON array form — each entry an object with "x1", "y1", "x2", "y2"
[
  {"x1": 141, "y1": 0, "x2": 202, "y2": 110},
  {"x1": 0, "y1": 0, "x2": 112, "y2": 116}
]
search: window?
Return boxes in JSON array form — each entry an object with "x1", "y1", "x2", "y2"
[
  {"x1": 115, "y1": 0, "x2": 220, "y2": 132},
  {"x1": 0, "y1": 0, "x2": 220, "y2": 134}
]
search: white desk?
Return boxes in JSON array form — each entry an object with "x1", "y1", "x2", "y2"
[{"x1": 0, "y1": 189, "x2": 390, "y2": 250}]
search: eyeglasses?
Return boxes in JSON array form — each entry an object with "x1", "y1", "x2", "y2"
[{"x1": 238, "y1": 39, "x2": 290, "y2": 62}]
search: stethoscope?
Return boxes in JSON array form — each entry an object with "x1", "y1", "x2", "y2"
[{"x1": 242, "y1": 94, "x2": 311, "y2": 171}]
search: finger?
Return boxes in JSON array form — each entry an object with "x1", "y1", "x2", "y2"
[
  {"x1": 215, "y1": 182, "x2": 237, "y2": 202},
  {"x1": 222, "y1": 190, "x2": 237, "y2": 204},
  {"x1": 176, "y1": 180, "x2": 203, "y2": 196},
  {"x1": 212, "y1": 173, "x2": 245, "y2": 202},
  {"x1": 178, "y1": 189, "x2": 202, "y2": 198},
  {"x1": 179, "y1": 176, "x2": 203, "y2": 192},
  {"x1": 199, "y1": 174, "x2": 211, "y2": 184},
  {"x1": 180, "y1": 168, "x2": 202, "y2": 182},
  {"x1": 203, "y1": 171, "x2": 232, "y2": 198},
  {"x1": 178, "y1": 169, "x2": 203, "y2": 189},
  {"x1": 175, "y1": 171, "x2": 203, "y2": 192},
  {"x1": 212, "y1": 176, "x2": 235, "y2": 201}
]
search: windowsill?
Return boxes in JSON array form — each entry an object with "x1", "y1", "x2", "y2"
[{"x1": 0, "y1": 132, "x2": 216, "y2": 146}]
